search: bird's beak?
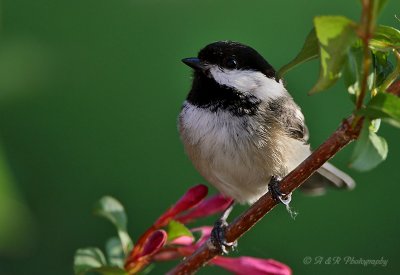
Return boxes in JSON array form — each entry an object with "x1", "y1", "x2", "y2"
[{"x1": 182, "y1": 57, "x2": 206, "y2": 71}]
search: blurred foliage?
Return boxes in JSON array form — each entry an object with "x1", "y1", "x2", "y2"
[
  {"x1": 0, "y1": 38, "x2": 50, "y2": 101},
  {"x1": 0, "y1": 0, "x2": 399, "y2": 275},
  {"x1": 0, "y1": 144, "x2": 33, "y2": 254}
]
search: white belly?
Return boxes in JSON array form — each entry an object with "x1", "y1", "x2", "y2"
[{"x1": 179, "y1": 102, "x2": 311, "y2": 204}]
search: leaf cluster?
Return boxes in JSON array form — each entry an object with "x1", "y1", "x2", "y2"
[{"x1": 279, "y1": 0, "x2": 400, "y2": 171}]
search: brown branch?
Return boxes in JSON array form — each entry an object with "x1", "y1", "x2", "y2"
[
  {"x1": 356, "y1": 0, "x2": 375, "y2": 110},
  {"x1": 168, "y1": 116, "x2": 363, "y2": 275}
]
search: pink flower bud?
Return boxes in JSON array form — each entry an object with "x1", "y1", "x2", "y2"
[{"x1": 169, "y1": 235, "x2": 195, "y2": 246}]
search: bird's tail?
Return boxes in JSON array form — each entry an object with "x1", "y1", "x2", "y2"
[{"x1": 300, "y1": 162, "x2": 355, "y2": 195}]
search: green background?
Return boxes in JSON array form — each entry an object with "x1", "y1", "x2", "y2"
[{"x1": 0, "y1": 0, "x2": 399, "y2": 274}]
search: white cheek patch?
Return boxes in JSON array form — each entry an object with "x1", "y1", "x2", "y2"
[{"x1": 208, "y1": 66, "x2": 287, "y2": 101}]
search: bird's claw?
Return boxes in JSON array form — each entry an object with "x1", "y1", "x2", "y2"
[
  {"x1": 268, "y1": 176, "x2": 292, "y2": 205},
  {"x1": 211, "y1": 218, "x2": 237, "y2": 254}
]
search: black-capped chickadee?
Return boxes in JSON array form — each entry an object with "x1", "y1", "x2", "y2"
[{"x1": 179, "y1": 41, "x2": 354, "y2": 208}]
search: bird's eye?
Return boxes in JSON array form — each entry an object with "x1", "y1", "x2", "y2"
[{"x1": 224, "y1": 57, "x2": 237, "y2": 69}]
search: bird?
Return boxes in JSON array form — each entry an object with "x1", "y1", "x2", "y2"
[{"x1": 178, "y1": 41, "x2": 355, "y2": 250}]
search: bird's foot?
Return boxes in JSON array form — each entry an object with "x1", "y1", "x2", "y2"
[
  {"x1": 211, "y1": 218, "x2": 237, "y2": 254},
  {"x1": 268, "y1": 175, "x2": 292, "y2": 205}
]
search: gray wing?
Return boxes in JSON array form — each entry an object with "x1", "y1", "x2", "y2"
[
  {"x1": 268, "y1": 97, "x2": 309, "y2": 143},
  {"x1": 269, "y1": 97, "x2": 355, "y2": 195}
]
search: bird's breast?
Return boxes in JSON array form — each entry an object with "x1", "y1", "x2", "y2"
[
  {"x1": 179, "y1": 101, "x2": 263, "y2": 153},
  {"x1": 178, "y1": 101, "x2": 281, "y2": 203}
]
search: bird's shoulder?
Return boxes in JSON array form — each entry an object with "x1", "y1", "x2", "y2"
[{"x1": 265, "y1": 96, "x2": 309, "y2": 144}]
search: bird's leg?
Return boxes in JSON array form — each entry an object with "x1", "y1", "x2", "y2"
[
  {"x1": 268, "y1": 175, "x2": 292, "y2": 205},
  {"x1": 210, "y1": 201, "x2": 237, "y2": 254}
]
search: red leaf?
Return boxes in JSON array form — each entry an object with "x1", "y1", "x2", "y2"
[
  {"x1": 126, "y1": 230, "x2": 167, "y2": 273},
  {"x1": 139, "y1": 229, "x2": 167, "y2": 258},
  {"x1": 176, "y1": 194, "x2": 233, "y2": 224},
  {"x1": 154, "y1": 184, "x2": 208, "y2": 227},
  {"x1": 211, "y1": 256, "x2": 292, "y2": 275}
]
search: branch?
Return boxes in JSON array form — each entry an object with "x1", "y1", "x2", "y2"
[
  {"x1": 356, "y1": 0, "x2": 374, "y2": 110},
  {"x1": 168, "y1": 116, "x2": 363, "y2": 275}
]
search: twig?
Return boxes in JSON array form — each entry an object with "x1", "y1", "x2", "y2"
[
  {"x1": 168, "y1": 116, "x2": 363, "y2": 274},
  {"x1": 356, "y1": 0, "x2": 375, "y2": 110}
]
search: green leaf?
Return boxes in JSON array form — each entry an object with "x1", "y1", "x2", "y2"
[
  {"x1": 86, "y1": 266, "x2": 127, "y2": 275},
  {"x1": 357, "y1": 92, "x2": 400, "y2": 122},
  {"x1": 166, "y1": 220, "x2": 194, "y2": 242},
  {"x1": 278, "y1": 29, "x2": 319, "y2": 77},
  {"x1": 370, "y1": 118, "x2": 381, "y2": 133},
  {"x1": 74, "y1": 247, "x2": 107, "y2": 275},
  {"x1": 350, "y1": 120, "x2": 388, "y2": 171},
  {"x1": 377, "y1": 49, "x2": 400, "y2": 93},
  {"x1": 310, "y1": 16, "x2": 358, "y2": 94},
  {"x1": 94, "y1": 196, "x2": 133, "y2": 257},
  {"x1": 373, "y1": 51, "x2": 394, "y2": 87},
  {"x1": 343, "y1": 45, "x2": 363, "y2": 102},
  {"x1": 370, "y1": 25, "x2": 400, "y2": 51},
  {"x1": 105, "y1": 237, "x2": 125, "y2": 268}
]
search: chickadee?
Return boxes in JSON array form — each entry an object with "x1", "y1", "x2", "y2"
[{"x1": 179, "y1": 41, "x2": 354, "y2": 207}]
